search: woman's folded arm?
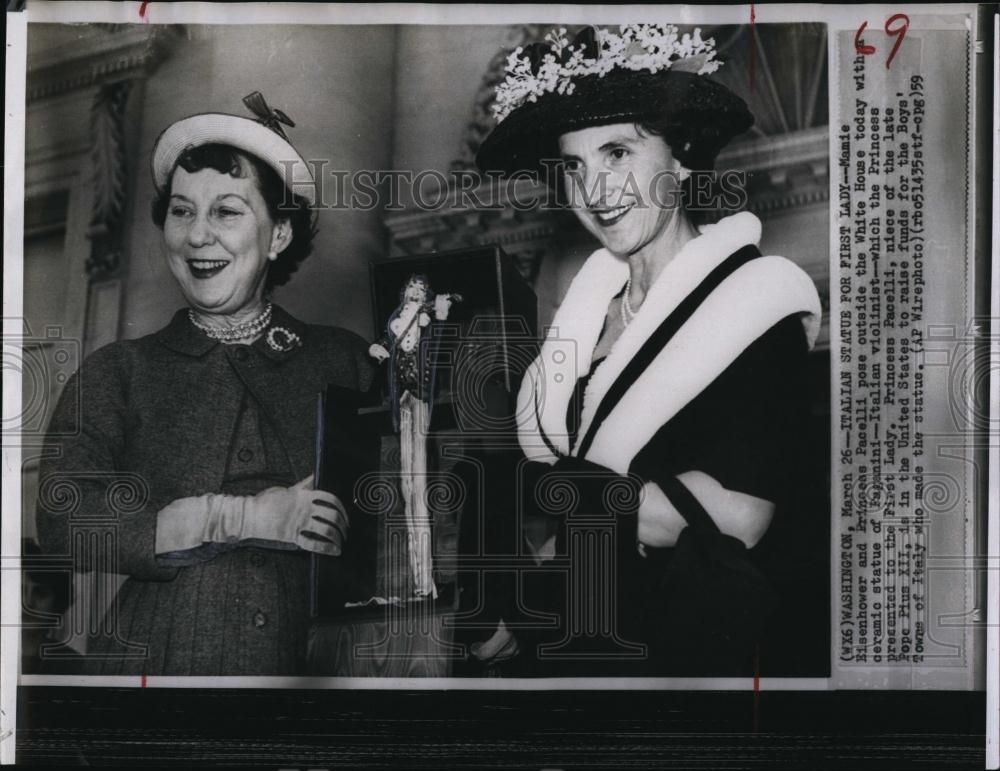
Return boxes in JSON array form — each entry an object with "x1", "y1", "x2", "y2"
[
  {"x1": 637, "y1": 470, "x2": 775, "y2": 550},
  {"x1": 36, "y1": 347, "x2": 181, "y2": 582}
]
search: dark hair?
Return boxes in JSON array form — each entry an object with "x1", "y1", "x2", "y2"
[
  {"x1": 399, "y1": 273, "x2": 431, "y2": 302},
  {"x1": 545, "y1": 119, "x2": 743, "y2": 227},
  {"x1": 635, "y1": 118, "x2": 743, "y2": 227},
  {"x1": 151, "y1": 143, "x2": 317, "y2": 291}
]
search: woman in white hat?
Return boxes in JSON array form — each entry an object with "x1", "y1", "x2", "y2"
[
  {"x1": 463, "y1": 25, "x2": 823, "y2": 675},
  {"x1": 36, "y1": 93, "x2": 374, "y2": 676}
]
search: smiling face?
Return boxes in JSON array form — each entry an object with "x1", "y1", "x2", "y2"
[
  {"x1": 162, "y1": 158, "x2": 291, "y2": 317},
  {"x1": 558, "y1": 123, "x2": 686, "y2": 260}
]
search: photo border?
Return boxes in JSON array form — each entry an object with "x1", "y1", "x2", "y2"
[{"x1": 2, "y1": 1, "x2": 995, "y2": 767}]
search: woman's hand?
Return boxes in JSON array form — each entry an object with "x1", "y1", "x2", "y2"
[
  {"x1": 244, "y1": 475, "x2": 348, "y2": 556},
  {"x1": 368, "y1": 343, "x2": 389, "y2": 362},
  {"x1": 156, "y1": 475, "x2": 349, "y2": 559},
  {"x1": 636, "y1": 481, "x2": 687, "y2": 548}
]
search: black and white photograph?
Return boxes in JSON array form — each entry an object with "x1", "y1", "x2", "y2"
[
  {"x1": 2, "y1": 2, "x2": 996, "y2": 767},
  {"x1": 15, "y1": 16, "x2": 832, "y2": 682}
]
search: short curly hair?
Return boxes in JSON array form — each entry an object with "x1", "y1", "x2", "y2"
[
  {"x1": 634, "y1": 120, "x2": 746, "y2": 226},
  {"x1": 151, "y1": 143, "x2": 317, "y2": 291}
]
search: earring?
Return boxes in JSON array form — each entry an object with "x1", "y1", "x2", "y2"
[{"x1": 268, "y1": 250, "x2": 277, "y2": 261}]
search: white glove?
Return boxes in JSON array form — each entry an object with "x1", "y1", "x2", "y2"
[{"x1": 156, "y1": 475, "x2": 348, "y2": 557}]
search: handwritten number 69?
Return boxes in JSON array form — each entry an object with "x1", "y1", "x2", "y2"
[{"x1": 855, "y1": 14, "x2": 910, "y2": 69}]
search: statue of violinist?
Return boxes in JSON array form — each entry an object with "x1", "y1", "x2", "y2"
[{"x1": 369, "y1": 274, "x2": 461, "y2": 598}]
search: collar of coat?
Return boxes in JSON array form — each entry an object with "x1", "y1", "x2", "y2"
[
  {"x1": 156, "y1": 302, "x2": 309, "y2": 362},
  {"x1": 516, "y1": 211, "x2": 822, "y2": 473}
]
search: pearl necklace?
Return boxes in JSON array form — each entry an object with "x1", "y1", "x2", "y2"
[
  {"x1": 189, "y1": 302, "x2": 273, "y2": 342},
  {"x1": 620, "y1": 276, "x2": 637, "y2": 327}
]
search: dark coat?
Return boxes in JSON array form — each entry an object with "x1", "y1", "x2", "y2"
[
  {"x1": 486, "y1": 213, "x2": 823, "y2": 675},
  {"x1": 36, "y1": 305, "x2": 375, "y2": 675}
]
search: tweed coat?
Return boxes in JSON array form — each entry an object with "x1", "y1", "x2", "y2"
[{"x1": 36, "y1": 304, "x2": 375, "y2": 676}]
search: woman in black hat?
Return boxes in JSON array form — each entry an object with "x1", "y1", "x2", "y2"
[
  {"x1": 468, "y1": 25, "x2": 822, "y2": 675},
  {"x1": 35, "y1": 94, "x2": 375, "y2": 676}
]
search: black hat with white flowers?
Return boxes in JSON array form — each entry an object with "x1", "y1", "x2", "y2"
[{"x1": 476, "y1": 25, "x2": 754, "y2": 176}]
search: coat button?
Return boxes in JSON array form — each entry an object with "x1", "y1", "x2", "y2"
[
  {"x1": 253, "y1": 610, "x2": 267, "y2": 628},
  {"x1": 237, "y1": 447, "x2": 254, "y2": 463},
  {"x1": 233, "y1": 347, "x2": 250, "y2": 362},
  {"x1": 250, "y1": 552, "x2": 265, "y2": 567}
]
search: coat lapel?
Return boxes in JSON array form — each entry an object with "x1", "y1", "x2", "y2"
[
  {"x1": 241, "y1": 305, "x2": 316, "y2": 479},
  {"x1": 516, "y1": 212, "x2": 822, "y2": 472},
  {"x1": 583, "y1": 254, "x2": 821, "y2": 471},
  {"x1": 153, "y1": 304, "x2": 318, "y2": 484}
]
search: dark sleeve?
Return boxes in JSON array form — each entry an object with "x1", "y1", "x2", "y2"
[
  {"x1": 371, "y1": 326, "x2": 391, "y2": 357},
  {"x1": 631, "y1": 314, "x2": 810, "y2": 505},
  {"x1": 35, "y1": 344, "x2": 179, "y2": 582},
  {"x1": 322, "y1": 325, "x2": 379, "y2": 397},
  {"x1": 354, "y1": 334, "x2": 379, "y2": 397},
  {"x1": 700, "y1": 314, "x2": 810, "y2": 502}
]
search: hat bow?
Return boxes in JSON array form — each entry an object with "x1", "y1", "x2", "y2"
[{"x1": 242, "y1": 91, "x2": 296, "y2": 141}]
